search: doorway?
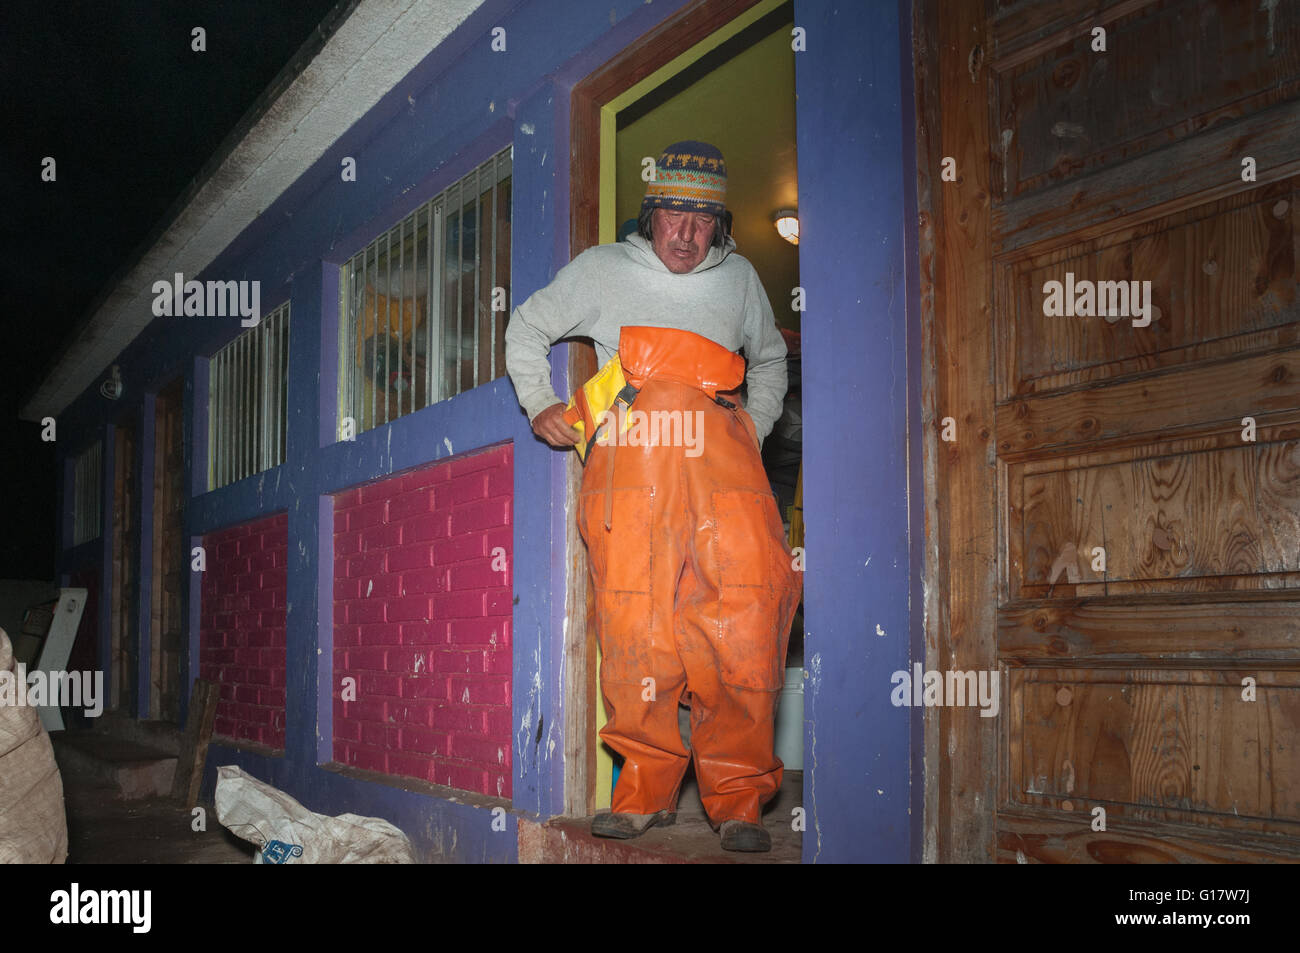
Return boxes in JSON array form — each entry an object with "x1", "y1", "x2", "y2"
[
  {"x1": 150, "y1": 378, "x2": 185, "y2": 723},
  {"x1": 111, "y1": 419, "x2": 138, "y2": 711},
  {"x1": 568, "y1": 0, "x2": 801, "y2": 834}
]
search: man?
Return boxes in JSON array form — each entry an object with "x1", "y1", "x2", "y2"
[{"x1": 505, "y1": 140, "x2": 801, "y2": 852}]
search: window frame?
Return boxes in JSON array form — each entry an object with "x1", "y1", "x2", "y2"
[{"x1": 337, "y1": 146, "x2": 513, "y2": 436}]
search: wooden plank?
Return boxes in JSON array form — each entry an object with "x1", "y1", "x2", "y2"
[
  {"x1": 1020, "y1": 572, "x2": 1300, "y2": 600},
  {"x1": 996, "y1": 348, "x2": 1300, "y2": 458},
  {"x1": 1000, "y1": 179, "x2": 1299, "y2": 400},
  {"x1": 172, "y1": 678, "x2": 219, "y2": 808},
  {"x1": 990, "y1": 0, "x2": 1300, "y2": 200},
  {"x1": 999, "y1": 597, "x2": 1300, "y2": 660},
  {"x1": 993, "y1": 99, "x2": 1300, "y2": 254},
  {"x1": 989, "y1": 0, "x2": 1158, "y2": 65},
  {"x1": 984, "y1": 0, "x2": 1300, "y2": 866},
  {"x1": 1019, "y1": 439, "x2": 1300, "y2": 587},
  {"x1": 912, "y1": 0, "x2": 944, "y2": 865},
  {"x1": 929, "y1": 0, "x2": 999, "y2": 863},
  {"x1": 1009, "y1": 667, "x2": 1300, "y2": 827},
  {"x1": 997, "y1": 810, "x2": 1300, "y2": 863}
]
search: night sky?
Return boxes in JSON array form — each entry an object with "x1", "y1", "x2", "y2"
[{"x1": 0, "y1": 0, "x2": 347, "y2": 578}]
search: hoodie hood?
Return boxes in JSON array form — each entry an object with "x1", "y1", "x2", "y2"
[{"x1": 622, "y1": 232, "x2": 736, "y2": 275}]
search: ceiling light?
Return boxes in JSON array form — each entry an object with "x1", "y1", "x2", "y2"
[{"x1": 773, "y1": 208, "x2": 799, "y2": 245}]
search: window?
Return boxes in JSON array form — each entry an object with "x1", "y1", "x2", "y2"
[
  {"x1": 339, "y1": 147, "x2": 512, "y2": 434},
  {"x1": 72, "y1": 440, "x2": 103, "y2": 546},
  {"x1": 208, "y1": 303, "x2": 290, "y2": 490}
]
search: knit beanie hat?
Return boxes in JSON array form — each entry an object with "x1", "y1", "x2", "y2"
[{"x1": 641, "y1": 140, "x2": 727, "y2": 218}]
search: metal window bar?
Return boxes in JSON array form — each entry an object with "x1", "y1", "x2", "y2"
[
  {"x1": 73, "y1": 440, "x2": 103, "y2": 545},
  {"x1": 208, "y1": 305, "x2": 290, "y2": 491},
  {"x1": 260, "y1": 320, "x2": 269, "y2": 473},
  {"x1": 367, "y1": 240, "x2": 376, "y2": 433},
  {"x1": 381, "y1": 229, "x2": 389, "y2": 428},
  {"x1": 398, "y1": 215, "x2": 407, "y2": 419},
  {"x1": 280, "y1": 306, "x2": 288, "y2": 463},
  {"x1": 490, "y1": 153, "x2": 498, "y2": 381},
  {"x1": 339, "y1": 146, "x2": 511, "y2": 434},
  {"x1": 434, "y1": 202, "x2": 444, "y2": 403},
  {"x1": 217, "y1": 346, "x2": 225, "y2": 489},
  {"x1": 209, "y1": 349, "x2": 219, "y2": 490},
  {"x1": 240, "y1": 330, "x2": 249, "y2": 480},
  {"x1": 473, "y1": 165, "x2": 481, "y2": 389},
  {"x1": 454, "y1": 181, "x2": 463, "y2": 397}
]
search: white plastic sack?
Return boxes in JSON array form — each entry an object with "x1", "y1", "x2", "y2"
[{"x1": 214, "y1": 765, "x2": 415, "y2": 864}]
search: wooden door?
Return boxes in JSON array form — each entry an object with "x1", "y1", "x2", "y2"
[
  {"x1": 151, "y1": 379, "x2": 185, "y2": 723},
  {"x1": 919, "y1": 0, "x2": 1300, "y2": 862},
  {"x1": 111, "y1": 420, "x2": 138, "y2": 711}
]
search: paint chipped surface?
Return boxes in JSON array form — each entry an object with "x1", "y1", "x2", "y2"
[
  {"x1": 806, "y1": 651, "x2": 822, "y2": 862},
  {"x1": 516, "y1": 647, "x2": 542, "y2": 780}
]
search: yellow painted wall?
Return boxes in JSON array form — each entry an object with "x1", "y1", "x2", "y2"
[{"x1": 614, "y1": 22, "x2": 799, "y2": 330}]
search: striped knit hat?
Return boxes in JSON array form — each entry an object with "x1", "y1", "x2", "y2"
[{"x1": 641, "y1": 140, "x2": 727, "y2": 218}]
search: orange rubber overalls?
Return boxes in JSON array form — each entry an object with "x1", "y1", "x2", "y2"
[{"x1": 576, "y1": 326, "x2": 802, "y2": 826}]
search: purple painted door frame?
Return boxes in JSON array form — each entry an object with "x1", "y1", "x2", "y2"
[{"x1": 794, "y1": 0, "x2": 924, "y2": 862}]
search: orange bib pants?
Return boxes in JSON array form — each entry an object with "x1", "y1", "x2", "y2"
[{"x1": 578, "y1": 326, "x2": 802, "y2": 825}]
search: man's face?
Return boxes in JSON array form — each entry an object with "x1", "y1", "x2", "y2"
[{"x1": 651, "y1": 208, "x2": 716, "y2": 274}]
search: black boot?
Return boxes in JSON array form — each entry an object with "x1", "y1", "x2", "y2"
[
  {"x1": 590, "y1": 809, "x2": 677, "y2": 839},
  {"x1": 719, "y1": 820, "x2": 771, "y2": 852}
]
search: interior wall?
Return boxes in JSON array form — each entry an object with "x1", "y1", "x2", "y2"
[{"x1": 615, "y1": 21, "x2": 799, "y2": 328}]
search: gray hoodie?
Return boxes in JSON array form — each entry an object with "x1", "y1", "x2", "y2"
[{"x1": 504, "y1": 233, "x2": 788, "y2": 443}]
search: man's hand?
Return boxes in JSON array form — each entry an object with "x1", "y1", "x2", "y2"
[{"x1": 531, "y1": 402, "x2": 581, "y2": 448}]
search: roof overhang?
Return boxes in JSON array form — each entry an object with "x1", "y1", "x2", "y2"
[{"x1": 22, "y1": 0, "x2": 487, "y2": 421}]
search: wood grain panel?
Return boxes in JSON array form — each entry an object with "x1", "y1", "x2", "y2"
[
  {"x1": 928, "y1": 0, "x2": 1000, "y2": 862},
  {"x1": 1019, "y1": 439, "x2": 1300, "y2": 590},
  {"x1": 1008, "y1": 667, "x2": 1300, "y2": 832},
  {"x1": 990, "y1": 0, "x2": 1157, "y2": 61},
  {"x1": 997, "y1": 349, "x2": 1300, "y2": 458},
  {"x1": 152, "y1": 379, "x2": 185, "y2": 724},
  {"x1": 1000, "y1": 179, "x2": 1298, "y2": 399},
  {"x1": 994, "y1": 98, "x2": 1300, "y2": 255},
  {"x1": 997, "y1": 811, "x2": 1300, "y2": 863},
  {"x1": 1000, "y1": 597, "x2": 1300, "y2": 660},
  {"x1": 963, "y1": 0, "x2": 1300, "y2": 864},
  {"x1": 991, "y1": 0, "x2": 1300, "y2": 199}
]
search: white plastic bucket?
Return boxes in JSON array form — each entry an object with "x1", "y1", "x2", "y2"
[{"x1": 773, "y1": 666, "x2": 803, "y2": 770}]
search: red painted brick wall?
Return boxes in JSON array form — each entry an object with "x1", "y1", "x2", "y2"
[
  {"x1": 199, "y1": 513, "x2": 288, "y2": 749},
  {"x1": 333, "y1": 444, "x2": 512, "y2": 798}
]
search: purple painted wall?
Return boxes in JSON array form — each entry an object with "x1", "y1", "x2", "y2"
[{"x1": 51, "y1": 0, "x2": 923, "y2": 862}]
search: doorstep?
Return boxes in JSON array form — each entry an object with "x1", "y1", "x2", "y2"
[
  {"x1": 52, "y1": 732, "x2": 177, "y2": 800},
  {"x1": 517, "y1": 769, "x2": 803, "y2": 864}
]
